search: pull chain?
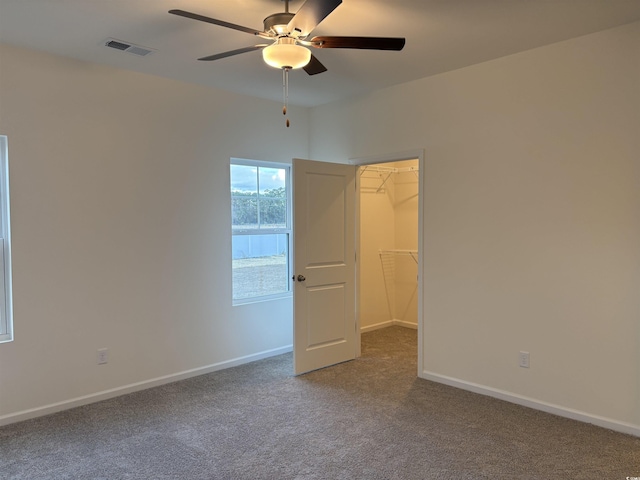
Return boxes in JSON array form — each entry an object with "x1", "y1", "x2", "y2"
[{"x1": 282, "y1": 67, "x2": 290, "y2": 128}]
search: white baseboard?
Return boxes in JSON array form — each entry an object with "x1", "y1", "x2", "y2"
[
  {"x1": 360, "y1": 319, "x2": 418, "y2": 333},
  {"x1": 421, "y1": 370, "x2": 640, "y2": 438},
  {"x1": 360, "y1": 320, "x2": 394, "y2": 332},
  {"x1": 393, "y1": 319, "x2": 418, "y2": 330},
  {"x1": 0, "y1": 345, "x2": 293, "y2": 427}
]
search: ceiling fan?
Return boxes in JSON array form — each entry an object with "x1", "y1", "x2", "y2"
[
  {"x1": 169, "y1": 0, "x2": 405, "y2": 125},
  {"x1": 169, "y1": 0, "x2": 405, "y2": 74}
]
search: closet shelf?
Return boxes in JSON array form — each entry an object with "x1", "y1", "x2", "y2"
[
  {"x1": 360, "y1": 165, "x2": 419, "y2": 193},
  {"x1": 378, "y1": 249, "x2": 419, "y2": 317},
  {"x1": 379, "y1": 249, "x2": 418, "y2": 264}
]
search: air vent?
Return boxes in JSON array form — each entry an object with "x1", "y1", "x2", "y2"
[
  {"x1": 104, "y1": 38, "x2": 155, "y2": 57},
  {"x1": 105, "y1": 40, "x2": 130, "y2": 51}
]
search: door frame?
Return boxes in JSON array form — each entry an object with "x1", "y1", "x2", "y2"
[{"x1": 349, "y1": 150, "x2": 425, "y2": 375}]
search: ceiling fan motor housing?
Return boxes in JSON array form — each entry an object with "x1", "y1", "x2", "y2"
[{"x1": 263, "y1": 12, "x2": 296, "y2": 36}]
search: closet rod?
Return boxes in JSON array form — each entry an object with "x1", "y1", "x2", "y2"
[{"x1": 360, "y1": 165, "x2": 419, "y2": 175}]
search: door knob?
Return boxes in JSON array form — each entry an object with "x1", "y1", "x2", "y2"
[{"x1": 297, "y1": 274, "x2": 306, "y2": 282}]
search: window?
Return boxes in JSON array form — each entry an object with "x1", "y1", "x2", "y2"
[
  {"x1": 231, "y1": 159, "x2": 291, "y2": 303},
  {"x1": 0, "y1": 136, "x2": 13, "y2": 343}
]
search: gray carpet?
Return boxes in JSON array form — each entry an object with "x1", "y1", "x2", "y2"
[{"x1": 1, "y1": 326, "x2": 639, "y2": 479}]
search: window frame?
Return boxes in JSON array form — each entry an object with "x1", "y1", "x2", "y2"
[
  {"x1": 230, "y1": 158, "x2": 292, "y2": 305},
  {"x1": 0, "y1": 136, "x2": 13, "y2": 343}
]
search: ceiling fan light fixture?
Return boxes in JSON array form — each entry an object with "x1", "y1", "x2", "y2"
[{"x1": 262, "y1": 38, "x2": 311, "y2": 69}]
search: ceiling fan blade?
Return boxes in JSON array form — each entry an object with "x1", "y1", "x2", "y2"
[
  {"x1": 311, "y1": 36, "x2": 406, "y2": 50},
  {"x1": 303, "y1": 54, "x2": 328, "y2": 75},
  {"x1": 169, "y1": 9, "x2": 262, "y2": 36},
  {"x1": 287, "y1": 0, "x2": 342, "y2": 37},
  {"x1": 198, "y1": 45, "x2": 267, "y2": 61}
]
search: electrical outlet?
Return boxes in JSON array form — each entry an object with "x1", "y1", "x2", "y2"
[
  {"x1": 97, "y1": 348, "x2": 108, "y2": 365},
  {"x1": 519, "y1": 351, "x2": 530, "y2": 368}
]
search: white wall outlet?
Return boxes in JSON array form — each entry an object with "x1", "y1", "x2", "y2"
[
  {"x1": 519, "y1": 351, "x2": 530, "y2": 368},
  {"x1": 97, "y1": 348, "x2": 108, "y2": 365}
]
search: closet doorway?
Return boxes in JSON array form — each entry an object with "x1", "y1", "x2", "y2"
[{"x1": 353, "y1": 151, "x2": 423, "y2": 368}]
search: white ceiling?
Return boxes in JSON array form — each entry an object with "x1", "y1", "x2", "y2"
[{"x1": 1, "y1": 0, "x2": 639, "y2": 107}]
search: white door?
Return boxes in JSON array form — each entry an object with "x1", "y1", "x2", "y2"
[{"x1": 292, "y1": 159, "x2": 356, "y2": 375}]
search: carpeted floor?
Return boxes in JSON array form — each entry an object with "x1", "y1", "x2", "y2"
[{"x1": 1, "y1": 326, "x2": 639, "y2": 479}]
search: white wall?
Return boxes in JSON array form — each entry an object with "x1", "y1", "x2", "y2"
[
  {"x1": 311, "y1": 22, "x2": 640, "y2": 433},
  {"x1": 0, "y1": 43, "x2": 307, "y2": 422}
]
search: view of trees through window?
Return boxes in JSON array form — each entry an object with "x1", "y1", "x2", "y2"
[
  {"x1": 231, "y1": 186, "x2": 286, "y2": 229},
  {"x1": 231, "y1": 162, "x2": 290, "y2": 302}
]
